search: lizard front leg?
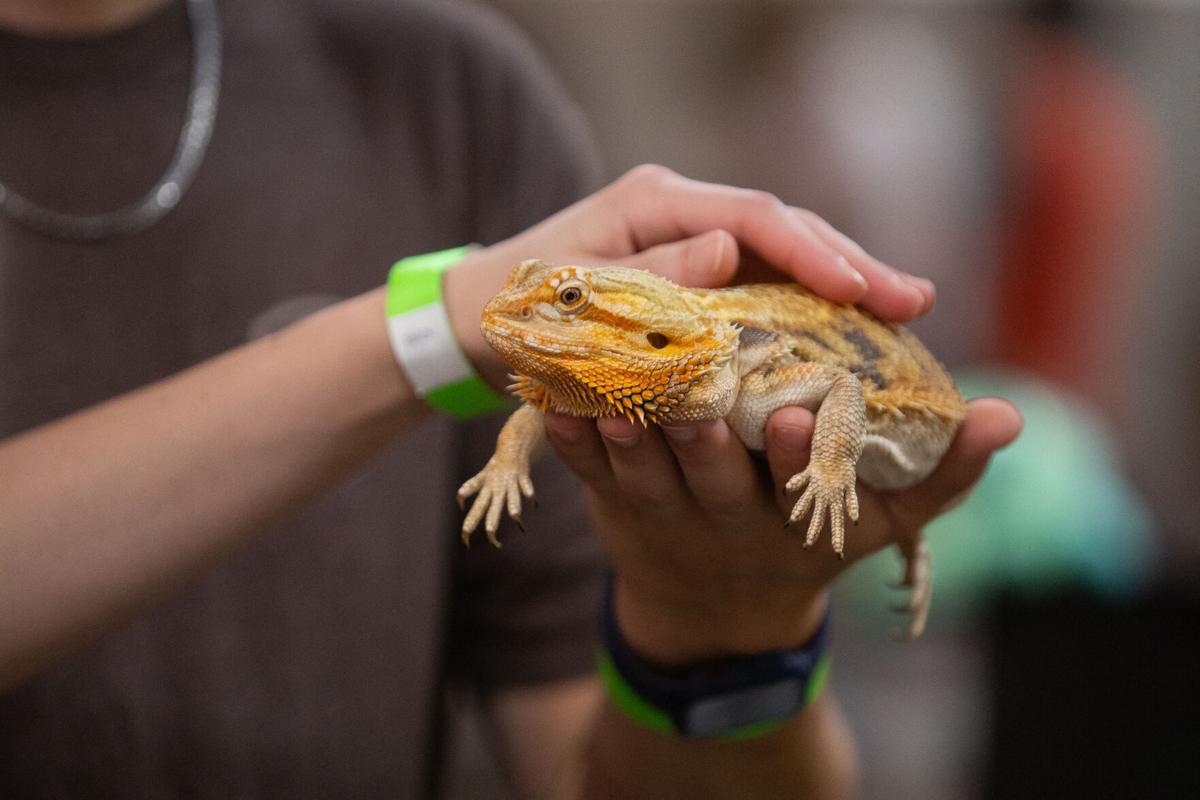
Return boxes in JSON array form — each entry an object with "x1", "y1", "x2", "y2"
[
  {"x1": 457, "y1": 402, "x2": 545, "y2": 546},
  {"x1": 727, "y1": 363, "x2": 866, "y2": 557}
]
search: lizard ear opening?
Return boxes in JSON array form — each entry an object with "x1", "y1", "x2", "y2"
[{"x1": 646, "y1": 332, "x2": 669, "y2": 349}]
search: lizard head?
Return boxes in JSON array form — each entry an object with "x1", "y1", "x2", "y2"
[{"x1": 481, "y1": 260, "x2": 740, "y2": 423}]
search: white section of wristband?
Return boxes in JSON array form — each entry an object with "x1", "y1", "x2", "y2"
[{"x1": 386, "y1": 302, "x2": 474, "y2": 397}]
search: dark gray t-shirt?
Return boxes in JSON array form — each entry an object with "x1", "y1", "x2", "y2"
[{"x1": 0, "y1": 1, "x2": 605, "y2": 796}]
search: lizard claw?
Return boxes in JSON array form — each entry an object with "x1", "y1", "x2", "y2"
[{"x1": 784, "y1": 465, "x2": 858, "y2": 556}]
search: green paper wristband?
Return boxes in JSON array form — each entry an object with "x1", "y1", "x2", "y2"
[{"x1": 385, "y1": 246, "x2": 512, "y2": 418}]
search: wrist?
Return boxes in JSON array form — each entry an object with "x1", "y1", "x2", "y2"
[
  {"x1": 601, "y1": 576, "x2": 833, "y2": 739},
  {"x1": 613, "y1": 575, "x2": 828, "y2": 668},
  {"x1": 441, "y1": 250, "x2": 517, "y2": 390},
  {"x1": 385, "y1": 247, "x2": 512, "y2": 418}
]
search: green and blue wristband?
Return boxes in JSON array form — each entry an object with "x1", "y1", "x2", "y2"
[{"x1": 598, "y1": 579, "x2": 832, "y2": 740}]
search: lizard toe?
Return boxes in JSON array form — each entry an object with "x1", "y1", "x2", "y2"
[
  {"x1": 830, "y1": 501, "x2": 846, "y2": 556},
  {"x1": 787, "y1": 481, "x2": 816, "y2": 530},
  {"x1": 462, "y1": 487, "x2": 492, "y2": 546},
  {"x1": 784, "y1": 468, "x2": 811, "y2": 495},
  {"x1": 484, "y1": 492, "x2": 505, "y2": 543},
  {"x1": 803, "y1": 494, "x2": 829, "y2": 548},
  {"x1": 890, "y1": 542, "x2": 932, "y2": 640},
  {"x1": 518, "y1": 474, "x2": 535, "y2": 499},
  {"x1": 845, "y1": 485, "x2": 860, "y2": 523}
]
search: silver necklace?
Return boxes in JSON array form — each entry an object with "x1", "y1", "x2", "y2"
[{"x1": 0, "y1": 0, "x2": 222, "y2": 242}]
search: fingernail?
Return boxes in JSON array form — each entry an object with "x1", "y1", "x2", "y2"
[
  {"x1": 837, "y1": 256, "x2": 867, "y2": 291},
  {"x1": 601, "y1": 430, "x2": 642, "y2": 448},
  {"x1": 598, "y1": 417, "x2": 643, "y2": 447},
  {"x1": 706, "y1": 229, "x2": 734, "y2": 284},
  {"x1": 890, "y1": 270, "x2": 926, "y2": 311},
  {"x1": 909, "y1": 276, "x2": 936, "y2": 310},
  {"x1": 661, "y1": 424, "x2": 697, "y2": 443}
]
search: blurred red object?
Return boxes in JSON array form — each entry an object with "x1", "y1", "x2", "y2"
[{"x1": 994, "y1": 20, "x2": 1156, "y2": 421}]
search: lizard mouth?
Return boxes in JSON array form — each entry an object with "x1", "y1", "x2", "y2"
[{"x1": 483, "y1": 319, "x2": 614, "y2": 359}]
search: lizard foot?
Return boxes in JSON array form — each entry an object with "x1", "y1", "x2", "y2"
[
  {"x1": 784, "y1": 465, "x2": 859, "y2": 557},
  {"x1": 889, "y1": 540, "x2": 932, "y2": 640},
  {"x1": 456, "y1": 457, "x2": 536, "y2": 548}
]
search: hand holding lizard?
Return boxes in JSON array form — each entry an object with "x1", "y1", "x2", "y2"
[{"x1": 546, "y1": 399, "x2": 1021, "y2": 663}]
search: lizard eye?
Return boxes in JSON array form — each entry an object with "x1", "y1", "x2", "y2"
[{"x1": 555, "y1": 281, "x2": 589, "y2": 311}]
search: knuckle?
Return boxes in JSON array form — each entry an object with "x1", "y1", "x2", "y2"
[
  {"x1": 622, "y1": 163, "x2": 676, "y2": 191},
  {"x1": 795, "y1": 207, "x2": 824, "y2": 227},
  {"x1": 746, "y1": 189, "x2": 783, "y2": 215}
]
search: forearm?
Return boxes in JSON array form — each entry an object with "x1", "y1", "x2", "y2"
[
  {"x1": 0, "y1": 287, "x2": 419, "y2": 688},
  {"x1": 489, "y1": 669, "x2": 857, "y2": 800}
]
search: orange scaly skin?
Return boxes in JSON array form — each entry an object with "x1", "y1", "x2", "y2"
[{"x1": 457, "y1": 260, "x2": 966, "y2": 638}]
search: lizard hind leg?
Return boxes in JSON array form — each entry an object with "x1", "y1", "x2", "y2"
[
  {"x1": 772, "y1": 369, "x2": 867, "y2": 558},
  {"x1": 890, "y1": 535, "x2": 932, "y2": 640},
  {"x1": 727, "y1": 361, "x2": 868, "y2": 557}
]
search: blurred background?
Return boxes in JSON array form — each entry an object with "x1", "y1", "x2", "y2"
[{"x1": 443, "y1": 0, "x2": 1200, "y2": 797}]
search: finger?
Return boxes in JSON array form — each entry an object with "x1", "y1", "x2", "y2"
[
  {"x1": 617, "y1": 229, "x2": 740, "y2": 288},
  {"x1": 795, "y1": 209, "x2": 930, "y2": 321},
  {"x1": 764, "y1": 406, "x2": 816, "y2": 512},
  {"x1": 660, "y1": 419, "x2": 759, "y2": 512},
  {"x1": 609, "y1": 165, "x2": 868, "y2": 302},
  {"x1": 544, "y1": 413, "x2": 616, "y2": 494},
  {"x1": 596, "y1": 415, "x2": 688, "y2": 511},
  {"x1": 897, "y1": 398, "x2": 1023, "y2": 517}
]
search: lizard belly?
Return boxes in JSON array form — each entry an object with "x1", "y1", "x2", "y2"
[
  {"x1": 858, "y1": 434, "x2": 925, "y2": 490},
  {"x1": 857, "y1": 412, "x2": 956, "y2": 490},
  {"x1": 723, "y1": 374, "x2": 830, "y2": 451}
]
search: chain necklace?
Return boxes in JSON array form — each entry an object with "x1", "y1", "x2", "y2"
[{"x1": 0, "y1": 0, "x2": 222, "y2": 242}]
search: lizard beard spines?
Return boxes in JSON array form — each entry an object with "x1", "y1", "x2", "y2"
[
  {"x1": 509, "y1": 375, "x2": 550, "y2": 411},
  {"x1": 572, "y1": 342, "x2": 740, "y2": 425}
]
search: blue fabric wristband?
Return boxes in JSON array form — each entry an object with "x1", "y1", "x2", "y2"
[{"x1": 598, "y1": 577, "x2": 832, "y2": 739}]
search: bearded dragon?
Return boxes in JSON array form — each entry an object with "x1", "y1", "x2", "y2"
[{"x1": 457, "y1": 260, "x2": 966, "y2": 638}]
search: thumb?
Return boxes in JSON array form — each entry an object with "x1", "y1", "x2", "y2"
[
  {"x1": 617, "y1": 229, "x2": 739, "y2": 288},
  {"x1": 895, "y1": 397, "x2": 1023, "y2": 520}
]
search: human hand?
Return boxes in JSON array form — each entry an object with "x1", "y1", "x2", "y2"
[
  {"x1": 443, "y1": 165, "x2": 934, "y2": 387},
  {"x1": 543, "y1": 398, "x2": 1022, "y2": 665}
]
